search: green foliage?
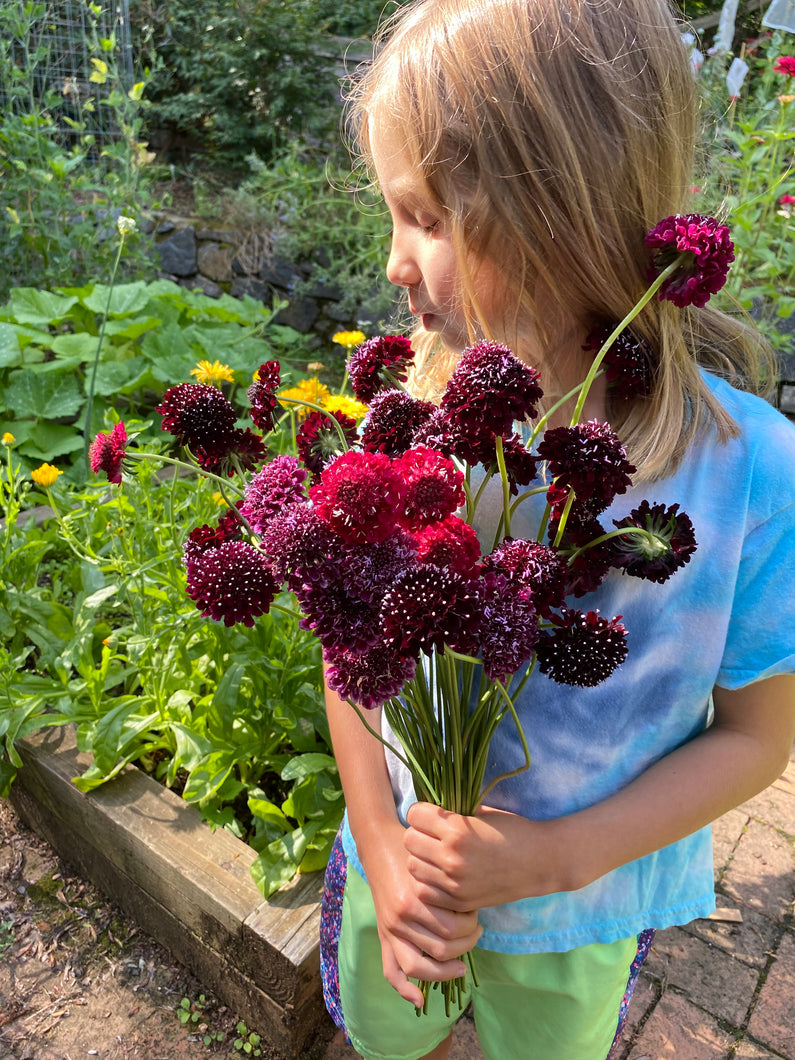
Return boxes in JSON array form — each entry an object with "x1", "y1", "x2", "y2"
[{"x1": 234, "y1": 1022, "x2": 262, "y2": 1056}]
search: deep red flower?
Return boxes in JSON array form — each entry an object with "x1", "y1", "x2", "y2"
[
  {"x1": 553, "y1": 515, "x2": 616, "y2": 597},
  {"x1": 395, "y1": 446, "x2": 465, "y2": 530},
  {"x1": 773, "y1": 55, "x2": 795, "y2": 77},
  {"x1": 474, "y1": 573, "x2": 539, "y2": 683},
  {"x1": 297, "y1": 581, "x2": 381, "y2": 653},
  {"x1": 380, "y1": 566, "x2": 481, "y2": 657},
  {"x1": 584, "y1": 325, "x2": 654, "y2": 400},
  {"x1": 413, "y1": 516, "x2": 481, "y2": 576},
  {"x1": 411, "y1": 407, "x2": 458, "y2": 458},
  {"x1": 441, "y1": 341, "x2": 543, "y2": 439},
  {"x1": 535, "y1": 608, "x2": 628, "y2": 687},
  {"x1": 183, "y1": 506, "x2": 245, "y2": 568},
  {"x1": 501, "y1": 433, "x2": 539, "y2": 493},
  {"x1": 157, "y1": 382, "x2": 265, "y2": 475},
  {"x1": 611, "y1": 500, "x2": 697, "y2": 583},
  {"x1": 324, "y1": 643, "x2": 417, "y2": 710},
  {"x1": 296, "y1": 410, "x2": 358, "y2": 480},
  {"x1": 483, "y1": 538, "x2": 567, "y2": 617},
  {"x1": 347, "y1": 335, "x2": 415, "y2": 403},
  {"x1": 185, "y1": 540, "x2": 277, "y2": 627},
  {"x1": 89, "y1": 422, "x2": 127, "y2": 484},
  {"x1": 360, "y1": 390, "x2": 437, "y2": 457},
  {"x1": 248, "y1": 361, "x2": 282, "y2": 433},
  {"x1": 537, "y1": 420, "x2": 635, "y2": 517},
  {"x1": 310, "y1": 450, "x2": 406, "y2": 544},
  {"x1": 646, "y1": 214, "x2": 734, "y2": 309},
  {"x1": 241, "y1": 455, "x2": 308, "y2": 533}
]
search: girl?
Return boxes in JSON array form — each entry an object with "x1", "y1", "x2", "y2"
[{"x1": 320, "y1": 2, "x2": 795, "y2": 1058}]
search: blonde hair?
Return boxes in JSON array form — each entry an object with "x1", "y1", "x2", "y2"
[{"x1": 346, "y1": 0, "x2": 774, "y2": 480}]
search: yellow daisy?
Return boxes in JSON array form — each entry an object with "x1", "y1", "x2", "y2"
[
  {"x1": 190, "y1": 359, "x2": 235, "y2": 385},
  {"x1": 31, "y1": 463, "x2": 62, "y2": 488},
  {"x1": 323, "y1": 394, "x2": 368, "y2": 420},
  {"x1": 2, "y1": 432, "x2": 14, "y2": 445},
  {"x1": 332, "y1": 330, "x2": 366, "y2": 349},
  {"x1": 279, "y1": 378, "x2": 332, "y2": 420}
]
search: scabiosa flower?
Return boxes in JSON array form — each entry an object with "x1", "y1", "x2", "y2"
[
  {"x1": 395, "y1": 446, "x2": 465, "y2": 531},
  {"x1": 185, "y1": 540, "x2": 277, "y2": 627},
  {"x1": 535, "y1": 608, "x2": 628, "y2": 687},
  {"x1": 324, "y1": 643, "x2": 417, "y2": 710},
  {"x1": 584, "y1": 325, "x2": 654, "y2": 399},
  {"x1": 261, "y1": 503, "x2": 339, "y2": 591},
  {"x1": 646, "y1": 214, "x2": 734, "y2": 309},
  {"x1": 240, "y1": 455, "x2": 308, "y2": 533},
  {"x1": 360, "y1": 390, "x2": 437, "y2": 457},
  {"x1": 343, "y1": 530, "x2": 418, "y2": 604},
  {"x1": 229, "y1": 428, "x2": 269, "y2": 474},
  {"x1": 310, "y1": 450, "x2": 406, "y2": 545},
  {"x1": 248, "y1": 361, "x2": 281, "y2": 433},
  {"x1": 347, "y1": 335, "x2": 414, "y2": 403},
  {"x1": 413, "y1": 516, "x2": 481, "y2": 576},
  {"x1": 554, "y1": 515, "x2": 616, "y2": 597},
  {"x1": 501, "y1": 433, "x2": 539, "y2": 493},
  {"x1": 773, "y1": 56, "x2": 795, "y2": 77},
  {"x1": 158, "y1": 382, "x2": 237, "y2": 448},
  {"x1": 297, "y1": 581, "x2": 381, "y2": 653},
  {"x1": 473, "y1": 573, "x2": 539, "y2": 683},
  {"x1": 484, "y1": 538, "x2": 567, "y2": 617},
  {"x1": 89, "y1": 421, "x2": 128, "y2": 484},
  {"x1": 183, "y1": 506, "x2": 245, "y2": 568},
  {"x1": 441, "y1": 341, "x2": 543, "y2": 439},
  {"x1": 296, "y1": 409, "x2": 358, "y2": 481},
  {"x1": 411, "y1": 406, "x2": 457, "y2": 458},
  {"x1": 537, "y1": 420, "x2": 635, "y2": 517},
  {"x1": 381, "y1": 566, "x2": 481, "y2": 657},
  {"x1": 611, "y1": 500, "x2": 697, "y2": 583}
]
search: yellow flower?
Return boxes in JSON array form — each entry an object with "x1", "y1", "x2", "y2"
[
  {"x1": 778, "y1": 94, "x2": 795, "y2": 104},
  {"x1": 191, "y1": 359, "x2": 235, "y2": 385},
  {"x1": 332, "y1": 330, "x2": 366, "y2": 349},
  {"x1": 279, "y1": 378, "x2": 332, "y2": 419},
  {"x1": 1, "y1": 432, "x2": 14, "y2": 445},
  {"x1": 307, "y1": 361, "x2": 328, "y2": 373},
  {"x1": 212, "y1": 491, "x2": 228, "y2": 507},
  {"x1": 117, "y1": 215, "x2": 137, "y2": 235},
  {"x1": 31, "y1": 463, "x2": 62, "y2": 488},
  {"x1": 323, "y1": 394, "x2": 369, "y2": 420}
]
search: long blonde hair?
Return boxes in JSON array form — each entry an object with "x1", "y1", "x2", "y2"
[{"x1": 346, "y1": 0, "x2": 774, "y2": 480}]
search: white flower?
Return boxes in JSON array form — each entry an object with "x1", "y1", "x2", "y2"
[{"x1": 117, "y1": 215, "x2": 137, "y2": 235}]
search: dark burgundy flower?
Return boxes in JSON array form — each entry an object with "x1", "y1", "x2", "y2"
[
  {"x1": 360, "y1": 390, "x2": 437, "y2": 457},
  {"x1": 347, "y1": 335, "x2": 415, "y2": 403},
  {"x1": 484, "y1": 538, "x2": 567, "y2": 616},
  {"x1": 297, "y1": 581, "x2": 381, "y2": 653},
  {"x1": 380, "y1": 566, "x2": 480, "y2": 657},
  {"x1": 297, "y1": 409, "x2": 358, "y2": 480},
  {"x1": 611, "y1": 500, "x2": 697, "y2": 583},
  {"x1": 227, "y1": 427, "x2": 269, "y2": 475},
  {"x1": 395, "y1": 446, "x2": 465, "y2": 531},
  {"x1": 537, "y1": 420, "x2": 635, "y2": 517},
  {"x1": 501, "y1": 433, "x2": 539, "y2": 493},
  {"x1": 535, "y1": 608, "x2": 628, "y2": 687},
  {"x1": 261, "y1": 503, "x2": 339, "y2": 591},
  {"x1": 185, "y1": 540, "x2": 277, "y2": 627},
  {"x1": 240, "y1": 455, "x2": 308, "y2": 533},
  {"x1": 413, "y1": 516, "x2": 481, "y2": 576},
  {"x1": 248, "y1": 361, "x2": 281, "y2": 433},
  {"x1": 551, "y1": 514, "x2": 615, "y2": 597},
  {"x1": 183, "y1": 505, "x2": 245, "y2": 567},
  {"x1": 411, "y1": 407, "x2": 457, "y2": 458},
  {"x1": 475, "y1": 573, "x2": 539, "y2": 683},
  {"x1": 441, "y1": 341, "x2": 543, "y2": 439},
  {"x1": 343, "y1": 531, "x2": 418, "y2": 604},
  {"x1": 310, "y1": 450, "x2": 406, "y2": 544},
  {"x1": 324, "y1": 643, "x2": 417, "y2": 710},
  {"x1": 773, "y1": 55, "x2": 795, "y2": 77},
  {"x1": 158, "y1": 382, "x2": 237, "y2": 449},
  {"x1": 584, "y1": 325, "x2": 654, "y2": 400},
  {"x1": 89, "y1": 422, "x2": 127, "y2": 484},
  {"x1": 646, "y1": 214, "x2": 734, "y2": 309}
]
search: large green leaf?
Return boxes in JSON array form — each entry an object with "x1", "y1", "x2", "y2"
[
  {"x1": 0, "y1": 323, "x2": 21, "y2": 368},
  {"x1": 7, "y1": 289, "x2": 79, "y2": 326},
  {"x1": 17, "y1": 423, "x2": 84, "y2": 460},
  {"x1": 81, "y1": 281, "x2": 150, "y2": 317},
  {"x1": 5, "y1": 367, "x2": 83, "y2": 418},
  {"x1": 49, "y1": 332, "x2": 103, "y2": 360}
]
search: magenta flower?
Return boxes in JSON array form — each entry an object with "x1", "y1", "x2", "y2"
[
  {"x1": 611, "y1": 500, "x2": 697, "y2": 583},
  {"x1": 89, "y1": 422, "x2": 127, "y2": 484},
  {"x1": 324, "y1": 643, "x2": 417, "y2": 710},
  {"x1": 411, "y1": 406, "x2": 458, "y2": 458},
  {"x1": 484, "y1": 538, "x2": 567, "y2": 617},
  {"x1": 248, "y1": 361, "x2": 282, "y2": 433},
  {"x1": 537, "y1": 420, "x2": 635, "y2": 517},
  {"x1": 360, "y1": 390, "x2": 437, "y2": 457},
  {"x1": 185, "y1": 540, "x2": 277, "y2": 627},
  {"x1": 441, "y1": 341, "x2": 543, "y2": 439},
  {"x1": 380, "y1": 566, "x2": 481, "y2": 657},
  {"x1": 296, "y1": 410, "x2": 358, "y2": 481},
  {"x1": 535, "y1": 608, "x2": 628, "y2": 687},
  {"x1": 297, "y1": 581, "x2": 381, "y2": 653},
  {"x1": 584, "y1": 325, "x2": 653, "y2": 400},
  {"x1": 646, "y1": 214, "x2": 734, "y2": 309},
  {"x1": 773, "y1": 55, "x2": 795, "y2": 77},
  {"x1": 395, "y1": 446, "x2": 466, "y2": 531},
  {"x1": 310, "y1": 450, "x2": 406, "y2": 544},
  {"x1": 347, "y1": 335, "x2": 414, "y2": 403},
  {"x1": 261, "y1": 503, "x2": 340, "y2": 592},
  {"x1": 413, "y1": 516, "x2": 482, "y2": 576},
  {"x1": 240, "y1": 455, "x2": 308, "y2": 533},
  {"x1": 475, "y1": 573, "x2": 539, "y2": 683},
  {"x1": 343, "y1": 531, "x2": 418, "y2": 604}
]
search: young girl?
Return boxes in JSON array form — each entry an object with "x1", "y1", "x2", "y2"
[{"x1": 320, "y1": 2, "x2": 795, "y2": 1058}]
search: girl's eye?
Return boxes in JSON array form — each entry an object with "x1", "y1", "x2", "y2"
[{"x1": 420, "y1": 219, "x2": 440, "y2": 234}]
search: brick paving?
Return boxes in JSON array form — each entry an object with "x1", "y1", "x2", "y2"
[{"x1": 324, "y1": 743, "x2": 795, "y2": 1059}]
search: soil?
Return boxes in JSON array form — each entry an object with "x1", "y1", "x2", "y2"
[{"x1": 0, "y1": 798, "x2": 337, "y2": 1060}]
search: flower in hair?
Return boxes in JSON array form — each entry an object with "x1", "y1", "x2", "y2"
[
  {"x1": 611, "y1": 500, "x2": 697, "y2": 583},
  {"x1": 441, "y1": 341, "x2": 543, "y2": 439},
  {"x1": 773, "y1": 56, "x2": 795, "y2": 77},
  {"x1": 380, "y1": 566, "x2": 481, "y2": 658},
  {"x1": 240, "y1": 455, "x2": 308, "y2": 533},
  {"x1": 584, "y1": 325, "x2": 654, "y2": 399},
  {"x1": 360, "y1": 390, "x2": 437, "y2": 457},
  {"x1": 89, "y1": 422, "x2": 128, "y2": 484},
  {"x1": 395, "y1": 446, "x2": 466, "y2": 530},
  {"x1": 535, "y1": 608, "x2": 628, "y2": 687},
  {"x1": 296, "y1": 409, "x2": 358, "y2": 481},
  {"x1": 185, "y1": 540, "x2": 278, "y2": 627},
  {"x1": 413, "y1": 516, "x2": 482, "y2": 576},
  {"x1": 248, "y1": 361, "x2": 282, "y2": 433},
  {"x1": 537, "y1": 420, "x2": 635, "y2": 517},
  {"x1": 310, "y1": 450, "x2": 406, "y2": 544},
  {"x1": 645, "y1": 214, "x2": 734, "y2": 309},
  {"x1": 347, "y1": 335, "x2": 415, "y2": 402},
  {"x1": 324, "y1": 643, "x2": 417, "y2": 711}
]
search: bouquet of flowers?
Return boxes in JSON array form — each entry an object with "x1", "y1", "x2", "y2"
[{"x1": 90, "y1": 213, "x2": 733, "y2": 1014}]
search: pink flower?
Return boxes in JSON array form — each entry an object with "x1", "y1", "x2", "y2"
[
  {"x1": 773, "y1": 56, "x2": 795, "y2": 77},
  {"x1": 89, "y1": 422, "x2": 127, "y2": 484},
  {"x1": 310, "y1": 450, "x2": 406, "y2": 544},
  {"x1": 241, "y1": 455, "x2": 308, "y2": 533},
  {"x1": 645, "y1": 214, "x2": 734, "y2": 309},
  {"x1": 780, "y1": 194, "x2": 795, "y2": 206},
  {"x1": 395, "y1": 446, "x2": 465, "y2": 530},
  {"x1": 413, "y1": 516, "x2": 482, "y2": 576}
]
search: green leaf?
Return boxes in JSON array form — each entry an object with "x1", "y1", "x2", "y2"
[
  {"x1": 7, "y1": 289, "x2": 78, "y2": 326},
  {"x1": 17, "y1": 423, "x2": 84, "y2": 461},
  {"x1": 0, "y1": 323, "x2": 21, "y2": 368},
  {"x1": 182, "y1": 750, "x2": 235, "y2": 803},
  {"x1": 49, "y1": 332, "x2": 102, "y2": 361},
  {"x1": 81, "y1": 282, "x2": 150, "y2": 317},
  {"x1": 5, "y1": 368, "x2": 82, "y2": 419},
  {"x1": 280, "y1": 753, "x2": 337, "y2": 782}
]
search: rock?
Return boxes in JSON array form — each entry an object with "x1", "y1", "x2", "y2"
[
  {"x1": 275, "y1": 295, "x2": 320, "y2": 332},
  {"x1": 179, "y1": 275, "x2": 223, "y2": 299},
  {"x1": 156, "y1": 226, "x2": 197, "y2": 276},
  {"x1": 230, "y1": 276, "x2": 271, "y2": 303},
  {"x1": 197, "y1": 242, "x2": 234, "y2": 283}
]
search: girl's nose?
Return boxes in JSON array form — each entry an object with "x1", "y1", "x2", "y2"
[{"x1": 386, "y1": 233, "x2": 420, "y2": 288}]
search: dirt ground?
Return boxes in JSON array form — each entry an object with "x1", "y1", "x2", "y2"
[{"x1": 0, "y1": 798, "x2": 336, "y2": 1060}]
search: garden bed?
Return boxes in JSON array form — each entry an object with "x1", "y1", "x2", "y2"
[{"x1": 9, "y1": 724, "x2": 329, "y2": 1060}]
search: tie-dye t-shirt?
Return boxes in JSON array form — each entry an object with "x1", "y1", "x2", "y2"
[{"x1": 340, "y1": 371, "x2": 795, "y2": 954}]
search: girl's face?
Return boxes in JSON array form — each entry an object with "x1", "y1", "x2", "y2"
[{"x1": 371, "y1": 127, "x2": 501, "y2": 353}]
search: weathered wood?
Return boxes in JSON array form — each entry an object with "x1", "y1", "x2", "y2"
[{"x1": 10, "y1": 726, "x2": 329, "y2": 1059}]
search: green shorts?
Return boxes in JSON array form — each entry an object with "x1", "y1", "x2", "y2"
[{"x1": 320, "y1": 833, "x2": 653, "y2": 1060}]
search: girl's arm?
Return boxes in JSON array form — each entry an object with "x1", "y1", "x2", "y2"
[
  {"x1": 403, "y1": 674, "x2": 795, "y2": 909},
  {"x1": 323, "y1": 676, "x2": 482, "y2": 1004}
]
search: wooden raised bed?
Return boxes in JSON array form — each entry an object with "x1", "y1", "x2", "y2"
[{"x1": 9, "y1": 725, "x2": 329, "y2": 1059}]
